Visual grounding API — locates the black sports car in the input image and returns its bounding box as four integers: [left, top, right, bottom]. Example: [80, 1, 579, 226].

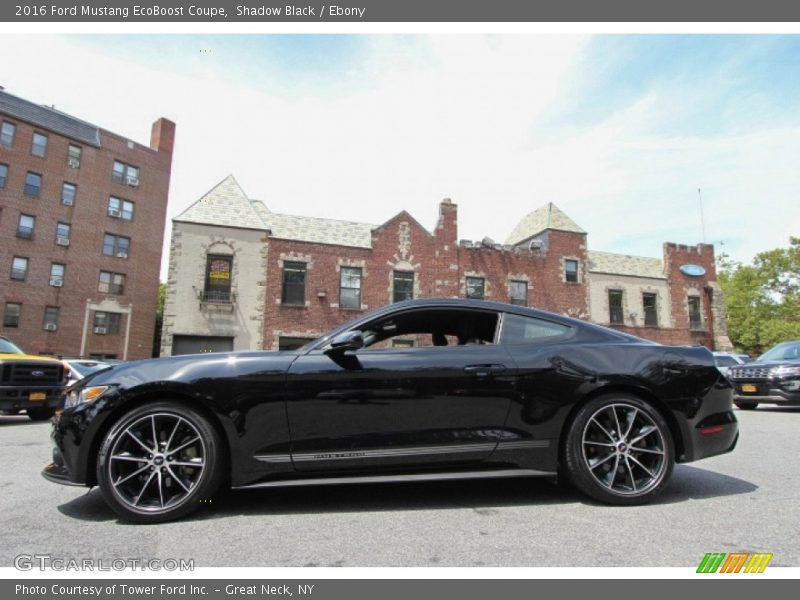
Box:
[43, 298, 738, 523]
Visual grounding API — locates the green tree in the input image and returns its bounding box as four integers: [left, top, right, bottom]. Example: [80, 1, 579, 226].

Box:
[152, 282, 166, 358]
[718, 237, 800, 356]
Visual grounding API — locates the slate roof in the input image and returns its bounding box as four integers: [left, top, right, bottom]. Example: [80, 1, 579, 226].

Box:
[587, 250, 666, 279]
[176, 175, 376, 247]
[0, 89, 101, 147]
[505, 202, 585, 245]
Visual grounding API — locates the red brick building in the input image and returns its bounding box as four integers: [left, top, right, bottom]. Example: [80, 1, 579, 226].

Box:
[0, 89, 174, 359]
[161, 176, 731, 355]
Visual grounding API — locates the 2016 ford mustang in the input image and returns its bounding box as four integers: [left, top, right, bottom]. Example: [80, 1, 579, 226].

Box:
[42, 298, 738, 523]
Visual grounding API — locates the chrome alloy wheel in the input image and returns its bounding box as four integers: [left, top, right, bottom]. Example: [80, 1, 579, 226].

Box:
[581, 403, 667, 496]
[107, 413, 206, 513]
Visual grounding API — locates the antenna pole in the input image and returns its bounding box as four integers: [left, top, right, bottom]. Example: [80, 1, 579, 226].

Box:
[697, 187, 706, 243]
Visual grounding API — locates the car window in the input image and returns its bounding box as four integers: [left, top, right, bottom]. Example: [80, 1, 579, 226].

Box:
[759, 342, 800, 362]
[359, 308, 499, 350]
[715, 356, 737, 367]
[499, 313, 571, 345]
[0, 338, 24, 354]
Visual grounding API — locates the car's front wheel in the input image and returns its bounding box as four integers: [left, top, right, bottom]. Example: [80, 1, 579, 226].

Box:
[27, 407, 55, 421]
[734, 401, 758, 410]
[564, 394, 674, 505]
[97, 401, 224, 523]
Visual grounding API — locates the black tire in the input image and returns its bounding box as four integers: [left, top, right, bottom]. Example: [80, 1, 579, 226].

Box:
[734, 401, 758, 410]
[27, 407, 55, 421]
[563, 393, 674, 505]
[97, 401, 225, 523]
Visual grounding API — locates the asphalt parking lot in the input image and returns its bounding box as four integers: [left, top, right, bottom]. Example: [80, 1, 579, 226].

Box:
[1, 407, 797, 568]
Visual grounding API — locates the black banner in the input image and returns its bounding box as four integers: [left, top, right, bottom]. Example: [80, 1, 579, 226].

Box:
[3, 579, 797, 600]
[3, 0, 800, 22]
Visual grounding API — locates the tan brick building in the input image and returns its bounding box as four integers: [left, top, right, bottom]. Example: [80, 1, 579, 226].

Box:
[0, 89, 174, 359]
[161, 175, 731, 355]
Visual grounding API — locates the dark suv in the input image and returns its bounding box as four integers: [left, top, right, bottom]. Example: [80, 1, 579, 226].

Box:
[728, 341, 800, 409]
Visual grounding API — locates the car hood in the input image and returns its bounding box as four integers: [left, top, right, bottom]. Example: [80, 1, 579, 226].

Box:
[734, 359, 800, 370]
[0, 353, 63, 363]
[85, 350, 301, 388]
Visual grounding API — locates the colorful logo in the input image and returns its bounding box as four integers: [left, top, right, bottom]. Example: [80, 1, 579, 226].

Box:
[697, 552, 773, 573]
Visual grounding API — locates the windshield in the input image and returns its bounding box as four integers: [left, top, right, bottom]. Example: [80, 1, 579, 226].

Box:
[758, 342, 800, 362]
[0, 339, 24, 354]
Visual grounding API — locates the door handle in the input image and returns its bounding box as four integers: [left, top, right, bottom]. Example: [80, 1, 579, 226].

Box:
[464, 364, 507, 377]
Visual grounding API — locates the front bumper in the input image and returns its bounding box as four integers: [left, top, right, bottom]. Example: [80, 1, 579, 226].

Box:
[732, 381, 800, 405]
[0, 387, 62, 411]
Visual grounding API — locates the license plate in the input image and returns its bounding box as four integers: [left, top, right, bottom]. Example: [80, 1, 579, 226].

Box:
[741, 384, 757, 394]
[29, 392, 47, 401]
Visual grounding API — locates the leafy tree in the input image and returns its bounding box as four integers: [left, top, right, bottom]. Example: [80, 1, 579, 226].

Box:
[718, 237, 800, 356]
[152, 282, 166, 358]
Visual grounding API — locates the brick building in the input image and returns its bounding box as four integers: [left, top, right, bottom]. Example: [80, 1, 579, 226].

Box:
[160, 175, 731, 356]
[0, 89, 174, 359]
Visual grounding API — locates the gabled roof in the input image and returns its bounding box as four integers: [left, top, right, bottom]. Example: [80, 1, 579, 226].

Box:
[588, 250, 666, 280]
[174, 175, 267, 231]
[175, 175, 376, 247]
[505, 202, 585, 245]
[262, 213, 375, 248]
[0, 89, 101, 147]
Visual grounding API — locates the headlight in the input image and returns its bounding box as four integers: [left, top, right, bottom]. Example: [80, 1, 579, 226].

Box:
[772, 366, 800, 378]
[64, 386, 110, 409]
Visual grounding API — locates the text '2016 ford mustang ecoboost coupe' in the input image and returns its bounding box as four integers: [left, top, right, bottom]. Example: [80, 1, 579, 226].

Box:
[43, 298, 738, 523]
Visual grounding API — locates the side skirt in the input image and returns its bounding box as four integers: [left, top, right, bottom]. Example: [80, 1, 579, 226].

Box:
[232, 468, 556, 490]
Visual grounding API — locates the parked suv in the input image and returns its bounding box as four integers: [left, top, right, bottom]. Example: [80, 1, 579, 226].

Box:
[0, 337, 66, 420]
[728, 341, 800, 409]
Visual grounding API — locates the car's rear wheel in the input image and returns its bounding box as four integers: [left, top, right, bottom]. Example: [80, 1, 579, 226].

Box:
[734, 401, 758, 410]
[564, 394, 674, 505]
[97, 401, 224, 523]
[27, 407, 55, 421]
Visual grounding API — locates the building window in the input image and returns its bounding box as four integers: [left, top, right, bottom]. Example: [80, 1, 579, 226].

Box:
[643, 293, 658, 327]
[50, 263, 65, 287]
[43, 306, 59, 331]
[56, 222, 71, 245]
[688, 295, 703, 330]
[1, 121, 16, 147]
[10, 257, 29, 281]
[465, 276, 485, 300]
[93, 311, 121, 335]
[3, 303, 21, 328]
[509, 280, 528, 306]
[393, 271, 414, 303]
[61, 182, 77, 206]
[608, 289, 624, 324]
[108, 196, 134, 220]
[204, 255, 232, 303]
[0, 163, 8, 188]
[565, 259, 579, 283]
[339, 267, 362, 309]
[98, 271, 125, 295]
[281, 261, 307, 305]
[31, 132, 48, 157]
[67, 145, 82, 168]
[16, 214, 35, 239]
[103, 233, 130, 258]
[24, 172, 42, 197]
[112, 160, 139, 186]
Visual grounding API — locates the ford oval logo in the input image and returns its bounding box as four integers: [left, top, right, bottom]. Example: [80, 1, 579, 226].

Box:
[31, 370, 45, 376]
[680, 264, 706, 277]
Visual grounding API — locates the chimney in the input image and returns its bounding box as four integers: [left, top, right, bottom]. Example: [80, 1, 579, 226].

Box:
[150, 117, 176, 157]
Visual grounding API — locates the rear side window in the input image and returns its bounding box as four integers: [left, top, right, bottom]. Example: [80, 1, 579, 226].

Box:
[500, 313, 571, 344]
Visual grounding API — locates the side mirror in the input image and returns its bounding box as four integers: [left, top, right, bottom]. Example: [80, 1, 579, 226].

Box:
[325, 330, 364, 355]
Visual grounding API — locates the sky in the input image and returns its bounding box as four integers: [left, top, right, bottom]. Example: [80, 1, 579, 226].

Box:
[1, 34, 798, 278]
